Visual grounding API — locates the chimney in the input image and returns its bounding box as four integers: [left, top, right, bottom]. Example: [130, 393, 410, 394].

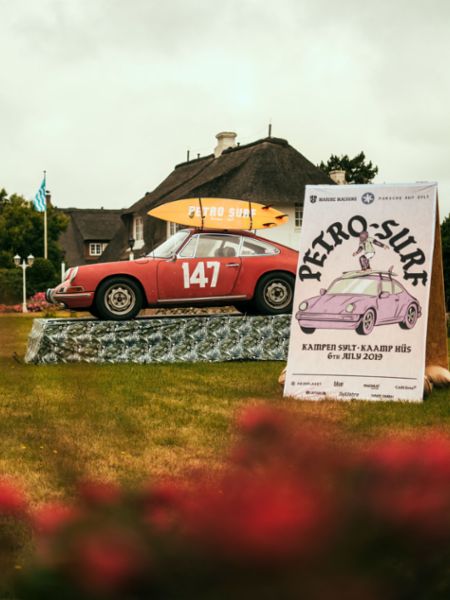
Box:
[214, 131, 237, 158]
[329, 169, 347, 185]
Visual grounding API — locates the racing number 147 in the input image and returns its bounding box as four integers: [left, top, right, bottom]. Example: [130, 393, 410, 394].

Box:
[182, 261, 220, 288]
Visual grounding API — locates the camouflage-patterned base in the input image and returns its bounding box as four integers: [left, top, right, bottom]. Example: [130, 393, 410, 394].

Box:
[25, 315, 291, 364]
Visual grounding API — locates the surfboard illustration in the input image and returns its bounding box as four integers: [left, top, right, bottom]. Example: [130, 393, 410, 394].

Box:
[148, 197, 289, 230]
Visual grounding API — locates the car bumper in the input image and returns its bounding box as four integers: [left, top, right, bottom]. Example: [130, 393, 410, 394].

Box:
[46, 287, 94, 309]
[296, 311, 361, 330]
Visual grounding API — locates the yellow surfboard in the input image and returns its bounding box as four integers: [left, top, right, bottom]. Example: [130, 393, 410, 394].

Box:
[148, 198, 288, 230]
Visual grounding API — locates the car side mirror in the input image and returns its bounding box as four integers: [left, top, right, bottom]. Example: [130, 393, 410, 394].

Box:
[379, 291, 390, 299]
[320, 288, 326, 296]
[166, 253, 177, 262]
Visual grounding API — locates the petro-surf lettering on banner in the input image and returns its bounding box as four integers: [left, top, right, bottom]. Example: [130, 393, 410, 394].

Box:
[284, 183, 437, 403]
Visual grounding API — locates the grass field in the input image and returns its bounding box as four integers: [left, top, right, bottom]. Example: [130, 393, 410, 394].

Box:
[1, 314, 450, 504]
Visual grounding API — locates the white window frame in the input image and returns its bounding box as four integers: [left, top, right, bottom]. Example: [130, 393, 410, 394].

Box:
[133, 216, 144, 241]
[294, 202, 303, 229]
[167, 221, 181, 238]
[89, 242, 103, 256]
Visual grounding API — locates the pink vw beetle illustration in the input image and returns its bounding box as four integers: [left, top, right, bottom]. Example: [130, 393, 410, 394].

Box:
[296, 270, 422, 335]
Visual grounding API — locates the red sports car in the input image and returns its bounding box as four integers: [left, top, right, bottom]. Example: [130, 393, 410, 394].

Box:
[47, 229, 298, 320]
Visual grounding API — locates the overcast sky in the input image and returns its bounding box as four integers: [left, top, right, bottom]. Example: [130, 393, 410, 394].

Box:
[1, 0, 450, 219]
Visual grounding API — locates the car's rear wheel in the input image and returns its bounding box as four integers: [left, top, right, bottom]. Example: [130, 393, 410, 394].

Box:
[233, 301, 258, 315]
[95, 277, 143, 321]
[356, 308, 376, 335]
[300, 326, 315, 334]
[400, 303, 418, 330]
[253, 272, 294, 315]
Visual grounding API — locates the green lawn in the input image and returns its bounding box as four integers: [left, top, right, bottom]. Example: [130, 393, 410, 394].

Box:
[1, 314, 450, 503]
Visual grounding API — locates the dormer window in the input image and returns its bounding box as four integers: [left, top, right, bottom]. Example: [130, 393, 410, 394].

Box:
[89, 242, 107, 256]
[132, 216, 145, 250]
[133, 216, 144, 241]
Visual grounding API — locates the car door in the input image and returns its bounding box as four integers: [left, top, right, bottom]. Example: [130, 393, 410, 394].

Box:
[392, 280, 408, 319]
[376, 278, 396, 322]
[156, 233, 242, 301]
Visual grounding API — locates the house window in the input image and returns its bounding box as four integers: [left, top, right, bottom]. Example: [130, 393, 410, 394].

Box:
[294, 203, 303, 228]
[89, 243, 105, 256]
[167, 221, 181, 238]
[133, 216, 144, 241]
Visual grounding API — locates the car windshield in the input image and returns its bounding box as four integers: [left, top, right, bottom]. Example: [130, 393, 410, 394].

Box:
[327, 277, 379, 296]
[148, 230, 189, 258]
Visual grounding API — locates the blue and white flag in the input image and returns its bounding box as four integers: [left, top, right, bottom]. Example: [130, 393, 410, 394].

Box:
[33, 177, 46, 212]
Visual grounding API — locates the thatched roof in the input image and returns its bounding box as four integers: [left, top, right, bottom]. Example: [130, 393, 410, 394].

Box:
[101, 136, 334, 261]
[127, 136, 334, 216]
[60, 208, 124, 266]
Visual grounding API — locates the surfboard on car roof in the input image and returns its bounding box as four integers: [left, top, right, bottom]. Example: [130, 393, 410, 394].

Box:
[148, 197, 288, 230]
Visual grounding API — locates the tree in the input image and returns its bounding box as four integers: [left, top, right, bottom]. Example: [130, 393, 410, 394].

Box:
[441, 215, 450, 311]
[319, 152, 379, 184]
[0, 188, 68, 271]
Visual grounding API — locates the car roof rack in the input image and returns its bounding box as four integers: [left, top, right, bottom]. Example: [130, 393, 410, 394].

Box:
[341, 269, 398, 279]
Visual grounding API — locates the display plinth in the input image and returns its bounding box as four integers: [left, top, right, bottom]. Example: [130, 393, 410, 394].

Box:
[25, 315, 290, 364]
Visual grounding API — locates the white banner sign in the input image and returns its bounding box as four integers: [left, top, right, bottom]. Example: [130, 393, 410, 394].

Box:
[284, 183, 437, 402]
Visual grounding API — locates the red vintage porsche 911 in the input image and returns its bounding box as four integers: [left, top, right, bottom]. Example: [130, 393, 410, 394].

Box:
[47, 229, 299, 320]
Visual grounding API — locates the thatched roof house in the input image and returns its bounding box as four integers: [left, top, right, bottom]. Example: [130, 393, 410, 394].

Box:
[101, 134, 334, 261]
[60, 208, 124, 266]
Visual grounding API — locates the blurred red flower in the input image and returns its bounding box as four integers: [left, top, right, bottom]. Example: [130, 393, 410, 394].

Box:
[71, 528, 146, 594]
[32, 502, 80, 536]
[0, 479, 27, 516]
[78, 480, 121, 507]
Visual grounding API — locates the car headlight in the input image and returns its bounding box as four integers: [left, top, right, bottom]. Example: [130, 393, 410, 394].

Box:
[299, 301, 308, 311]
[345, 303, 355, 313]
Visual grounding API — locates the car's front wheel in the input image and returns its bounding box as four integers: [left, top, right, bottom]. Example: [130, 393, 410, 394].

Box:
[356, 308, 376, 335]
[253, 272, 294, 315]
[400, 303, 418, 330]
[95, 277, 143, 320]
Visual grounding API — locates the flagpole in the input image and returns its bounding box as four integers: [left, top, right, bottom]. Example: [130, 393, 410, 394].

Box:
[43, 171, 47, 259]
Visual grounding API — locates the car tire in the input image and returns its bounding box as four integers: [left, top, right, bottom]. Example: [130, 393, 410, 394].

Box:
[234, 301, 258, 315]
[300, 326, 315, 334]
[89, 306, 100, 318]
[400, 303, 418, 330]
[356, 308, 376, 335]
[253, 272, 294, 315]
[95, 277, 143, 321]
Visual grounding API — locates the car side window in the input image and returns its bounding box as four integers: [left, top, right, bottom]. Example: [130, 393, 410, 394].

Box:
[393, 281, 403, 294]
[178, 236, 197, 258]
[195, 234, 241, 258]
[240, 239, 279, 256]
[381, 280, 393, 294]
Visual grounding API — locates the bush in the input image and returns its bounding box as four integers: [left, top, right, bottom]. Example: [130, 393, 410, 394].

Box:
[27, 258, 58, 296]
[3, 407, 450, 599]
[0, 292, 57, 314]
[0, 259, 58, 305]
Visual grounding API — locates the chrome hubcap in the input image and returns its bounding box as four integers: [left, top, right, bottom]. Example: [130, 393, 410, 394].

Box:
[364, 311, 374, 331]
[105, 285, 135, 315]
[407, 306, 416, 325]
[264, 281, 292, 309]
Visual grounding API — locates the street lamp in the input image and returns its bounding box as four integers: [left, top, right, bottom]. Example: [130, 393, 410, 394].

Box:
[13, 254, 34, 313]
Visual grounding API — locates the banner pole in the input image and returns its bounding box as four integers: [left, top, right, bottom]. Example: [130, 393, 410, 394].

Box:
[44, 170, 47, 259]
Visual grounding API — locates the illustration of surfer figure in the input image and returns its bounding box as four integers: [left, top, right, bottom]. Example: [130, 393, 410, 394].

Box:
[353, 231, 387, 271]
